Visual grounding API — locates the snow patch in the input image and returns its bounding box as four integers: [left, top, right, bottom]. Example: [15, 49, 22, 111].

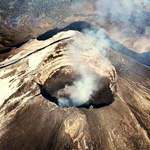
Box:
[0, 76, 20, 106]
[27, 45, 55, 71]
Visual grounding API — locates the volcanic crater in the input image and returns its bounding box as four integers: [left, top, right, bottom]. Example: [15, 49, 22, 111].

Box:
[42, 66, 115, 108]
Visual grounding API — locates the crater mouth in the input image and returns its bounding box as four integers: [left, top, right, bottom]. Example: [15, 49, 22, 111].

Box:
[41, 66, 114, 108]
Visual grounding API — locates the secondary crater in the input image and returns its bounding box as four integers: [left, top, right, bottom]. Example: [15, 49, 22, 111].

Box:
[41, 66, 114, 108]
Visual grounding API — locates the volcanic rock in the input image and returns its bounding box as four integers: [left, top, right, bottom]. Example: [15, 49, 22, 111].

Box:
[0, 30, 150, 150]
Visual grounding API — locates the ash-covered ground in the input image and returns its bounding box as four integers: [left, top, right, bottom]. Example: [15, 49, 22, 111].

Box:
[0, 0, 150, 150]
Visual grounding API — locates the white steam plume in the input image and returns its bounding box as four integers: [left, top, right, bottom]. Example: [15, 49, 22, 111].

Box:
[58, 65, 99, 107]
[57, 35, 101, 107]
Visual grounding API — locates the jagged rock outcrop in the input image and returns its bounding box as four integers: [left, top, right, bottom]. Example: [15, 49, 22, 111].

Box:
[0, 30, 150, 150]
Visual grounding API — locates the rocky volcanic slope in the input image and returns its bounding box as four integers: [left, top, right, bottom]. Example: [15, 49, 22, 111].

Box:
[0, 30, 150, 150]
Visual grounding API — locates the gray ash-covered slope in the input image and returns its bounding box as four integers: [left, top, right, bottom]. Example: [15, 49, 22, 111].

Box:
[0, 30, 150, 150]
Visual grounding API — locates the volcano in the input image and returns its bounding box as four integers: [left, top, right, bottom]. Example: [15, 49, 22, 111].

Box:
[0, 0, 150, 150]
[0, 30, 150, 150]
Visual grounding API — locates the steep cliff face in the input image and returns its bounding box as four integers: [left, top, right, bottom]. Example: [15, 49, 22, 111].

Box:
[0, 30, 150, 150]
